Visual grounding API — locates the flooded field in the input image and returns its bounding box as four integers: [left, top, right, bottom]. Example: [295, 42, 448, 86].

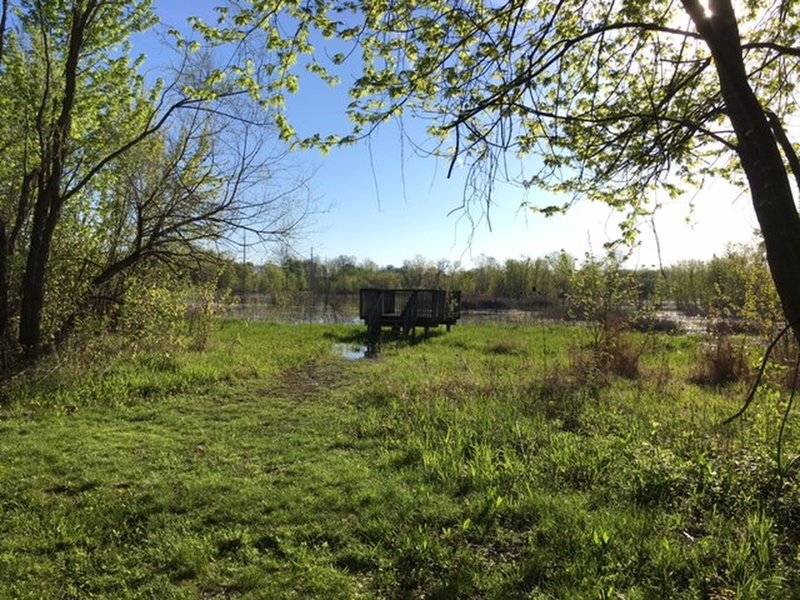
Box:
[224, 296, 360, 324]
[224, 298, 712, 334]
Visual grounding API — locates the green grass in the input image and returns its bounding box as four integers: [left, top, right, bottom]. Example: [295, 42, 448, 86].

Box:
[2, 322, 800, 598]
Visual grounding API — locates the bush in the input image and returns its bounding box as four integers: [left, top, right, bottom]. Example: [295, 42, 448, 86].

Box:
[607, 334, 642, 379]
[691, 336, 749, 385]
[185, 285, 236, 351]
[568, 254, 648, 381]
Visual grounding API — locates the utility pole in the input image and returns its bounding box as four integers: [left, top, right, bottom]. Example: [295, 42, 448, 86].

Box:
[310, 247, 315, 298]
[241, 229, 246, 296]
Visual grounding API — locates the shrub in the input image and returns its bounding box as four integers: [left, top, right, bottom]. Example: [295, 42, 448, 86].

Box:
[567, 254, 653, 381]
[185, 285, 236, 351]
[607, 334, 642, 379]
[691, 336, 749, 385]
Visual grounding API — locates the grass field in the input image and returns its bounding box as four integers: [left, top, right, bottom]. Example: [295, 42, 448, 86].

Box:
[2, 321, 800, 598]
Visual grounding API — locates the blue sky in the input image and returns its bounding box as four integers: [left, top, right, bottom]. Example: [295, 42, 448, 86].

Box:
[135, 1, 761, 268]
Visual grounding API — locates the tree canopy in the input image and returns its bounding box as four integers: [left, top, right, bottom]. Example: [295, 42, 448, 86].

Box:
[0, 0, 313, 363]
[196, 0, 800, 337]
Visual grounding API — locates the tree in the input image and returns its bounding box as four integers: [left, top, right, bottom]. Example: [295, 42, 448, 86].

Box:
[0, 0, 313, 364]
[72, 97, 312, 333]
[704, 244, 781, 332]
[1, 1, 152, 359]
[501, 258, 536, 300]
[199, 0, 800, 340]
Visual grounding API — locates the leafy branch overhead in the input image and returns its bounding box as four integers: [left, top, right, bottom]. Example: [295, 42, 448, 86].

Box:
[199, 2, 791, 191]
[196, 0, 800, 339]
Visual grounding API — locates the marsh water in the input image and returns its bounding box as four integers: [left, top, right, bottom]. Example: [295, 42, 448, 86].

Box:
[224, 295, 711, 335]
[224, 295, 360, 324]
[330, 343, 372, 360]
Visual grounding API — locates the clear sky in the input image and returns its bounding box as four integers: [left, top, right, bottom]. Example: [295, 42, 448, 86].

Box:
[139, 2, 763, 269]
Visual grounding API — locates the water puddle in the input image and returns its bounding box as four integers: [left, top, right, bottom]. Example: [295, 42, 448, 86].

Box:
[331, 343, 373, 360]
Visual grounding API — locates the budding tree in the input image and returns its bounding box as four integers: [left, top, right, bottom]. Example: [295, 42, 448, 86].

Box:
[197, 0, 800, 338]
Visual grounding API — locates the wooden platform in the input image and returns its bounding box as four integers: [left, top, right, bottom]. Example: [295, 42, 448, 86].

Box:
[360, 288, 461, 339]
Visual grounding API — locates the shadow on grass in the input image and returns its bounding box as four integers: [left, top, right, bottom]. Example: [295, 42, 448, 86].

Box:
[323, 327, 446, 348]
[322, 328, 445, 355]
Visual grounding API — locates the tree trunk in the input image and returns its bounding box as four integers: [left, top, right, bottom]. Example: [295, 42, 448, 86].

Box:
[0, 218, 10, 367]
[687, 0, 800, 341]
[18, 2, 91, 356]
[18, 179, 63, 355]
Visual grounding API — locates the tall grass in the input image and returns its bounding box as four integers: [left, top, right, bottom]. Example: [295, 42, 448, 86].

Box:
[1, 321, 799, 597]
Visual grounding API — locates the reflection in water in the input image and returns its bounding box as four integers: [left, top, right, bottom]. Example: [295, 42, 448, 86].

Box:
[225, 296, 360, 324]
[225, 296, 711, 336]
[331, 343, 374, 360]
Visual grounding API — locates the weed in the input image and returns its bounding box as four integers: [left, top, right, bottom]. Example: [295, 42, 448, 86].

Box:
[691, 336, 750, 385]
[606, 332, 643, 379]
[486, 340, 524, 356]
[531, 372, 588, 432]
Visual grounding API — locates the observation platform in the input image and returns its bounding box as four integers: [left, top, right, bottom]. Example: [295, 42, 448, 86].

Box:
[359, 288, 462, 340]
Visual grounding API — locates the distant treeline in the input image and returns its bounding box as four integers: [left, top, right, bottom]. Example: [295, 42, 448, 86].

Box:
[216, 243, 779, 320]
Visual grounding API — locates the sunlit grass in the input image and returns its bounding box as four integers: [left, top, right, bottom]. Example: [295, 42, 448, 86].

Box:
[1, 322, 799, 598]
